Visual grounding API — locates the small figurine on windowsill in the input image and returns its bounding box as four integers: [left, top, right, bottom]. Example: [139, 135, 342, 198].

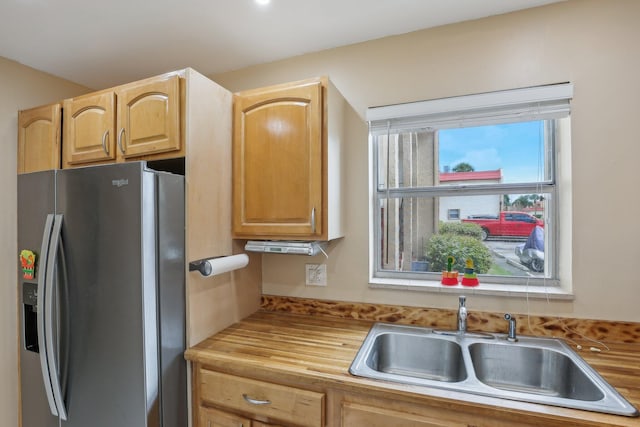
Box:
[461, 258, 479, 287]
[441, 255, 459, 286]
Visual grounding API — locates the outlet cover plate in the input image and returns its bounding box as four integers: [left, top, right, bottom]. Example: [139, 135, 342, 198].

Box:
[305, 264, 327, 286]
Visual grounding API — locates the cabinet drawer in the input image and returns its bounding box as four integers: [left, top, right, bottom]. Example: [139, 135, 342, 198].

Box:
[200, 369, 324, 427]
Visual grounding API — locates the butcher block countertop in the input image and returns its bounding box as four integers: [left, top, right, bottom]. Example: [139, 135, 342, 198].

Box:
[185, 310, 640, 427]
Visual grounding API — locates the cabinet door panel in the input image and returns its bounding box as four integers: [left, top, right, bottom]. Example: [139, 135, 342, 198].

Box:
[233, 80, 322, 238]
[18, 103, 61, 173]
[342, 402, 465, 427]
[199, 406, 251, 427]
[117, 75, 181, 158]
[63, 91, 116, 165]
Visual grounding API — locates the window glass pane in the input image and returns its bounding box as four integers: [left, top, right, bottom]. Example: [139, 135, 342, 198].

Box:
[375, 130, 436, 190]
[439, 120, 551, 184]
[377, 194, 549, 278]
[377, 196, 435, 272]
[376, 120, 550, 191]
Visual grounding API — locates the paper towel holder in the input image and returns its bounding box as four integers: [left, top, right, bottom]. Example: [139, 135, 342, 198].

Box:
[189, 257, 220, 276]
[189, 254, 249, 277]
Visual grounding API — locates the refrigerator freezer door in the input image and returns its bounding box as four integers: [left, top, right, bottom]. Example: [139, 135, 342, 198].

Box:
[56, 163, 160, 427]
[18, 170, 60, 427]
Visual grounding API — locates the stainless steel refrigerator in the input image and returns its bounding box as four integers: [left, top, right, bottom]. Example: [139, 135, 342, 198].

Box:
[18, 162, 186, 427]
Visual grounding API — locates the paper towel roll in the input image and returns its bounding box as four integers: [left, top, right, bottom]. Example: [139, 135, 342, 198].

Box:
[194, 254, 249, 277]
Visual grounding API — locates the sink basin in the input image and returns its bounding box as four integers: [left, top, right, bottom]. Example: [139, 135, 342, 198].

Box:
[365, 332, 466, 382]
[349, 324, 468, 388]
[350, 323, 639, 417]
[469, 342, 604, 401]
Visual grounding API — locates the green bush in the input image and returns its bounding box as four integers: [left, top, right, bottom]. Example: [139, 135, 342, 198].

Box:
[438, 221, 484, 240]
[426, 233, 493, 273]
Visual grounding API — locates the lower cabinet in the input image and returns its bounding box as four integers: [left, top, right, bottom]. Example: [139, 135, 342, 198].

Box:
[193, 365, 549, 427]
[199, 406, 283, 427]
[339, 396, 540, 427]
[199, 406, 252, 427]
[342, 402, 461, 427]
[253, 422, 282, 427]
[194, 366, 323, 427]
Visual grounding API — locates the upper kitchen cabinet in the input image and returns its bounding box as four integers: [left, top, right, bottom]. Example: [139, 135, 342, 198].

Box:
[62, 73, 183, 168]
[17, 103, 62, 173]
[232, 76, 345, 241]
[116, 75, 181, 158]
[62, 90, 116, 165]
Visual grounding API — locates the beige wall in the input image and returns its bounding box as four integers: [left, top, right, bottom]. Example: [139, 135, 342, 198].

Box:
[0, 57, 89, 427]
[213, 0, 640, 322]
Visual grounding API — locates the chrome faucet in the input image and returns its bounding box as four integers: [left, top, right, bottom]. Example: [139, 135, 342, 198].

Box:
[457, 296, 467, 333]
[504, 313, 518, 342]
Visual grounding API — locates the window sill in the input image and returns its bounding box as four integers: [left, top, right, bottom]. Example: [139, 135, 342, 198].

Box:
[369, 277, 574, 300]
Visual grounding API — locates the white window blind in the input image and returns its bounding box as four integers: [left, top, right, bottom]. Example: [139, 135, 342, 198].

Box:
[367, 83, 573, 134]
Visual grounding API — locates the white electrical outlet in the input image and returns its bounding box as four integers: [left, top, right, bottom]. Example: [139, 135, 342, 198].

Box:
[305, 264, 327, 286]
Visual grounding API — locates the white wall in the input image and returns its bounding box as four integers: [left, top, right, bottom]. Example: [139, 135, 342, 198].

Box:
[0, 57, 88, 427]
[439, 195, 500, 222]
[213, 0, 640, 322]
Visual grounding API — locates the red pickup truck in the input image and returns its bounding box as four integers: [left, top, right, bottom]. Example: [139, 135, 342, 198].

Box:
[461, 211, 543, 240]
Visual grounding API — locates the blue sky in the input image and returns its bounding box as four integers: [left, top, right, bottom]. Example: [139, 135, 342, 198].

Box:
[438, 121, 545, 183]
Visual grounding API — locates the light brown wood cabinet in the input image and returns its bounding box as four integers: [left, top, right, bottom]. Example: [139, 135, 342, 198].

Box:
[199, 406, 282, 427]
[62, 89, 116, 165]
[232, 76, 345, 241]
[193, 366, 323, 427]
[338, 394, 540, 427]
[199, 406, 252, 427]
[342, 401, 459, 427]
[62, 73, 182, 168]
[192, 367, 540, 427]
[17, 103, 62, 173]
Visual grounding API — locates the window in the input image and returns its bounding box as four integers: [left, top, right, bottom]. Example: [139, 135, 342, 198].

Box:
[447, 209, 460, 220]
[368, 84, 572, 288]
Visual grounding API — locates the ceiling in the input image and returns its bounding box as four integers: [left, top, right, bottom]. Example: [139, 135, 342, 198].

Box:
[1, 0, 563, 89]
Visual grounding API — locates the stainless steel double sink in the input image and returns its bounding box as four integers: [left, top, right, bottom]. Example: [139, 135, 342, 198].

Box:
[349, 323, 638, 417]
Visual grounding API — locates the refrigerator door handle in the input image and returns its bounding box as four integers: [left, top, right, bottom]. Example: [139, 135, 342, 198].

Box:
[36, 214, 59, 417]
[44, 214, 68, 420]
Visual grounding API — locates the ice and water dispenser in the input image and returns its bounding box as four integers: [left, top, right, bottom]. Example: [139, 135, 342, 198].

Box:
[22, 282, 39, 353]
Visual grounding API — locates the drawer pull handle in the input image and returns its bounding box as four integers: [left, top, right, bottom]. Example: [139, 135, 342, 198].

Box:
[242, 394, 271, 406]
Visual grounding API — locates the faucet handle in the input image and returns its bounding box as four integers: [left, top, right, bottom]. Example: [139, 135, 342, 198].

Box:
[458, 295, 466, 306]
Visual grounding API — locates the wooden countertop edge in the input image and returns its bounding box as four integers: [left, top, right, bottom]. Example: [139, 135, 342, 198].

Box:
[185, 311, 640, 427]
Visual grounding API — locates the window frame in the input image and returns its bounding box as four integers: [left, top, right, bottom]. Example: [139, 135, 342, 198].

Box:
[447, 209, 460, 221]
[367, 84, 572, 291]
